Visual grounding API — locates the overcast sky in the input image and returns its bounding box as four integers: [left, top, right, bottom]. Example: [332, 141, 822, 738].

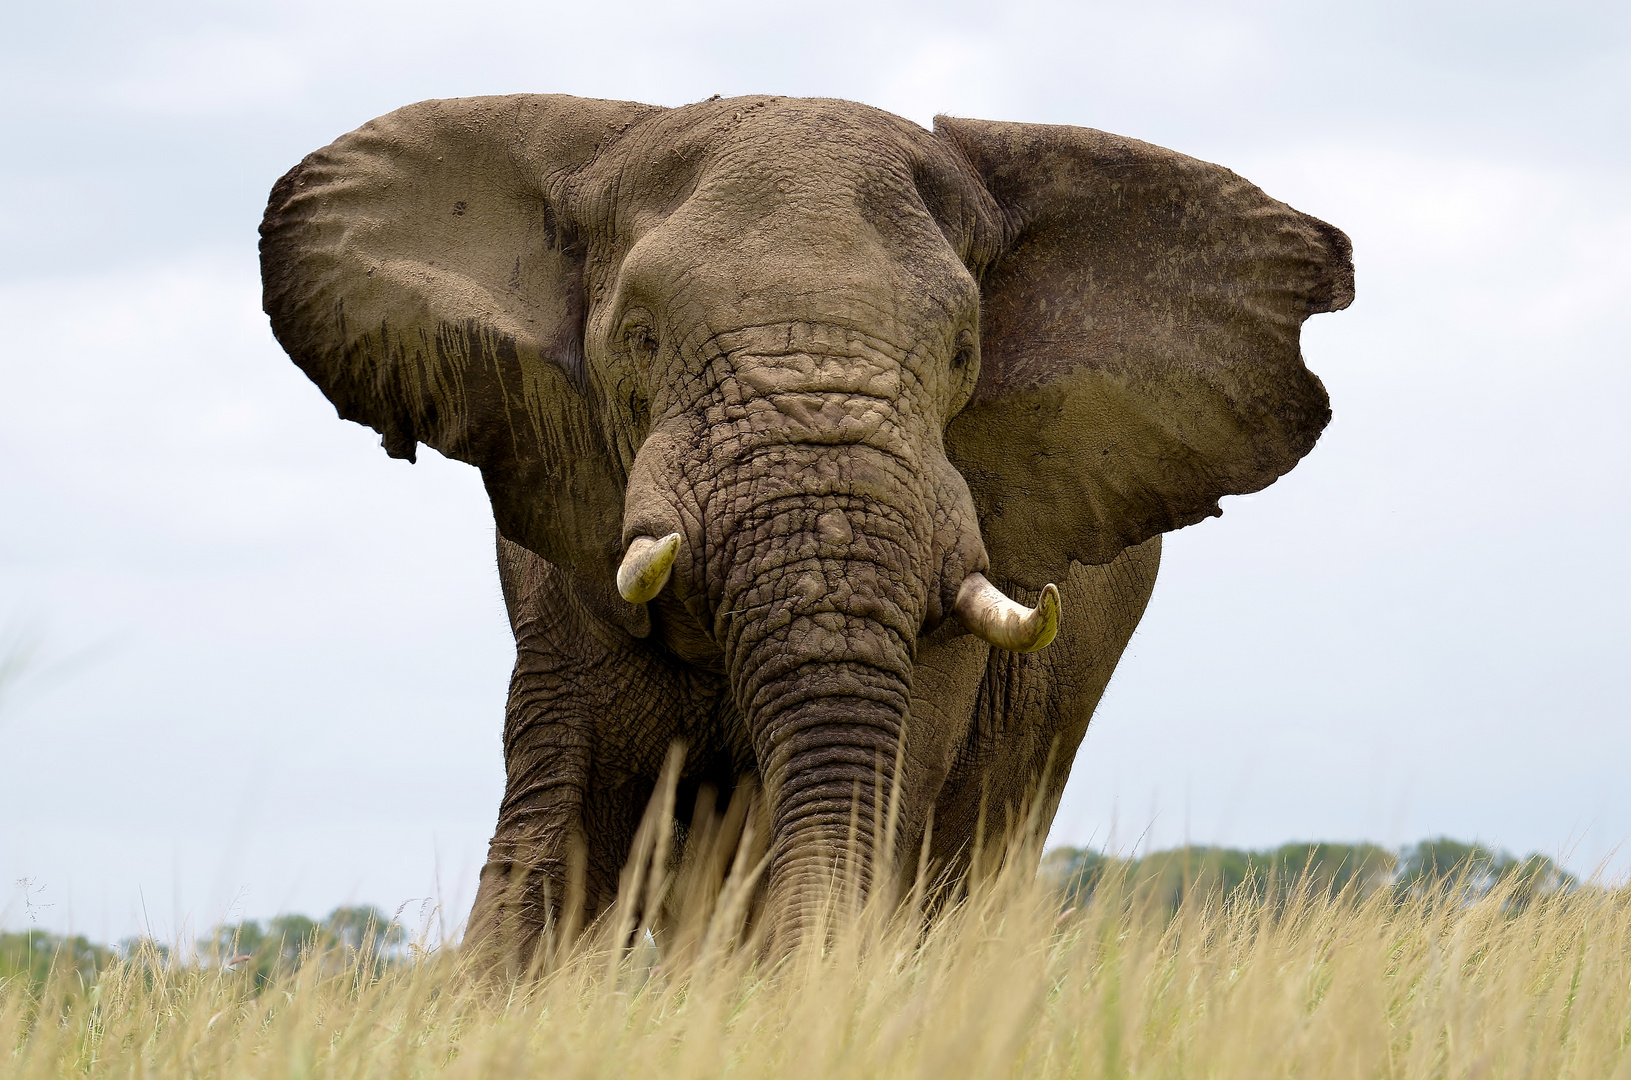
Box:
[2, 0, 1627, 940]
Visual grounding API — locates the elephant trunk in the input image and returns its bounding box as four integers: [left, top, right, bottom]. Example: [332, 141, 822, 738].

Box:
[708, 446, 928, 930]
[615, 341, 1052, 935]
[726, 565, 917, 927]
[746, 660, 909, 922]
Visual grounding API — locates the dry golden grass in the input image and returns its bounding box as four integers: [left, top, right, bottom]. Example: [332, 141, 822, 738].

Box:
[5, 830, 1631, 1080]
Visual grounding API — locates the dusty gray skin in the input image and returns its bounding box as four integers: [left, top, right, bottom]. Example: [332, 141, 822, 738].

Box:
[260, 94, 1353, 955]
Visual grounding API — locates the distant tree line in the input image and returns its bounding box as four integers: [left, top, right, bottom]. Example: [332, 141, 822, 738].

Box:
[198, 905, 408, 986]
[2, 840, 1587, 993]
[1040, 837, 1579, 913]
[0, 929, 108, 992]
[1, 904, 404, 994]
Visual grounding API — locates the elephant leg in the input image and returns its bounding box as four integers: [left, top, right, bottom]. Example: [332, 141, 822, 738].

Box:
[466, 666, 594, 965]
[465, 536, 700, 967]
[928, 537, 1162, 883]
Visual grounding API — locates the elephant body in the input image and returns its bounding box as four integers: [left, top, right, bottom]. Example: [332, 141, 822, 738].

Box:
[482, 531, 1159, 938]
[259, 94, 1352, 954]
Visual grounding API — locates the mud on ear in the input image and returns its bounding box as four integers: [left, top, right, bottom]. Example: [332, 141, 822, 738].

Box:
[261, 94, 665, 632]
[935, 116, 1354, 591]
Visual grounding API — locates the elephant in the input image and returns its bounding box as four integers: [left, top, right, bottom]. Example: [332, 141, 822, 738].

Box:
[259, 93, 1353, 955]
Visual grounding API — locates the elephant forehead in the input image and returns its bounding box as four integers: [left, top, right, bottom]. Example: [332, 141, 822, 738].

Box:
[597, 103, 981, 325]
[612, 95, 937, 198]
[639, 199, 977, 335]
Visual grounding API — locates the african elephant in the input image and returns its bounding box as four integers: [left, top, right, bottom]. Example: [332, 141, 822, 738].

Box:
[260, 94, 1352, 953]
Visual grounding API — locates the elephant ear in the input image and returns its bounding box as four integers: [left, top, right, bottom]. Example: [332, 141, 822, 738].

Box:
[935, 117, 1354, 590]
[261, 94, 664, 628]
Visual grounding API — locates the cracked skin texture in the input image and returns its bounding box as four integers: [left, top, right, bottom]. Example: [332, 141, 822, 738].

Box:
[259, 94, 1353, 958]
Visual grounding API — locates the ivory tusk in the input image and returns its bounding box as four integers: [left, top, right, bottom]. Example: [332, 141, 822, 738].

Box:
[954, 572, 1061, 653]
[617, 533, 681, 604]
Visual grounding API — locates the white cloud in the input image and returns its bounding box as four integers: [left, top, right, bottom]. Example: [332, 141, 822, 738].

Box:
[0, 255, 512, 936]
[1236, 142, 1631, 340]
[98, 31, 308, 115]
[875, 39, 1002, 129]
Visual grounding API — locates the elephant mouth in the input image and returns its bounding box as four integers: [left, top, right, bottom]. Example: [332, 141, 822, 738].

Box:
[616, 533, 1059, 653]
[614, 411, 1061, 656]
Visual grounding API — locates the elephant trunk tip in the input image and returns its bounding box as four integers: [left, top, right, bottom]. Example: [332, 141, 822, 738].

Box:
[617, 532, 681, 603]
[955, 572, 1060, 652]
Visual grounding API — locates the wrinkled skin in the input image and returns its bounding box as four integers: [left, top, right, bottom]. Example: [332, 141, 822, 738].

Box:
[260, 94, 1353, 957]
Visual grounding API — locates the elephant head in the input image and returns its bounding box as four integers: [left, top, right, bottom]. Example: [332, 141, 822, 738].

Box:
[261, 95, 1351, 925]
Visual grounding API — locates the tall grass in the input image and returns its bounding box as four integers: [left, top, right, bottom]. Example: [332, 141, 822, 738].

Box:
[5, 803, 1629, 1079]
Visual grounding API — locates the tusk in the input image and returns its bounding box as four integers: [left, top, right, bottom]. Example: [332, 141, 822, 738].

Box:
[617, 533, 681, 604]
[954, 572, 1061, 653]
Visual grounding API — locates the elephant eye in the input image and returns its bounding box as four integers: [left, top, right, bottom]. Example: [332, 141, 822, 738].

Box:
[951, 343, 975, 370]
[625, 325, 659, 365]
